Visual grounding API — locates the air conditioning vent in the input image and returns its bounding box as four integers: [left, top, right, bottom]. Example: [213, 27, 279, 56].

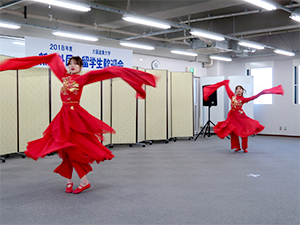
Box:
[235, 50, 249, 57]
[188, 38, 232, 54]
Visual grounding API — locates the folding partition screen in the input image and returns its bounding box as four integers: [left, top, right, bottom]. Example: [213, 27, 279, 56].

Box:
[51, 73, 62, 121]
[133, 67, 146, 143]
[18, 67, 49, 152]
[0, 55, 17, 156]
[111, 78, 136, 144]
[0, 57, 50, 156]
[137, 97, 145, 143]
[80, 82, 101, 120]
[170, 72, 194, 138]
[145, 69, 170, 142]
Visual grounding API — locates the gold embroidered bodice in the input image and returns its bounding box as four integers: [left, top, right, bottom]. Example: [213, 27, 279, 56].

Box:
[231, 96, 244, 114]
[61, 76, 79, 95]
[60, 75, 82, 102]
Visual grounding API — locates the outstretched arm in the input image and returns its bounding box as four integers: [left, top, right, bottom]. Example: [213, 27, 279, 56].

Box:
[0, 53, 67, 82]
[243, 85, 284, 103]
[203, 79, 234, 101]
[76, 66, 157, 99]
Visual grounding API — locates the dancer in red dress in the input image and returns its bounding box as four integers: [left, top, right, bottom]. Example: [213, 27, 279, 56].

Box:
[0, 53, 156, 193]
[203, 79, 284, 153]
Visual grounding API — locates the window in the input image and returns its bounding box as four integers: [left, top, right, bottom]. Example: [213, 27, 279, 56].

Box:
[250, 67, 273, 104]
[294, 66, 300, 104]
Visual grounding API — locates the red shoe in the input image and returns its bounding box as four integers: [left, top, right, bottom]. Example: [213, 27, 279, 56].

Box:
[244, 149, 248, 153]
[66, 182, 73, 193]
[73, 183, 91, 194]
[234, 149, 241, 152]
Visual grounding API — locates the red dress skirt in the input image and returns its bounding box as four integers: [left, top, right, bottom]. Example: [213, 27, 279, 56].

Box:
[213, 96, 265, 138]
[25, 101, 115, 163]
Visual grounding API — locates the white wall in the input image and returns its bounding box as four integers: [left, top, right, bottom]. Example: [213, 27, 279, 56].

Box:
[0, 38, 25, 57]
[205, 56, 300, 136]
[132, 53, 207, 76]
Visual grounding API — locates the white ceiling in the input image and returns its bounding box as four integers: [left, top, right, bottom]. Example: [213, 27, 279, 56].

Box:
[0, 0, 299, 61]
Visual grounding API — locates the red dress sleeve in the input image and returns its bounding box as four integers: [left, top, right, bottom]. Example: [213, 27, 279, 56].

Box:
[76, 66, 157, 99]
[0, 53, 67, 82]
[203, 79, 233, 100]
[224, 80, 235, 99]
[243, 85, 284, 103]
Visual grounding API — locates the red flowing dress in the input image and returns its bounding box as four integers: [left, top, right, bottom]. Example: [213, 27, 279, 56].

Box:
[203, 80, 284, 139]
[0, 53, 156, 178]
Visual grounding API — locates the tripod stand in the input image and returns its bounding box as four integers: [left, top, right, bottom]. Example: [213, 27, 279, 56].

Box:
[194, 105, 215, 140]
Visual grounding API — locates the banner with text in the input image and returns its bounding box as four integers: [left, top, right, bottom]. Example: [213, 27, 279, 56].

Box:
[25, 36, 133, 69]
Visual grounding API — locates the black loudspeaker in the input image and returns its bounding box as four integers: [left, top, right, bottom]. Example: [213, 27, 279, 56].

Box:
[203, 85, 217, 106]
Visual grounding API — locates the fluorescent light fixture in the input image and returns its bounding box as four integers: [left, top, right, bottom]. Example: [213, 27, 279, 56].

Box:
[13, 41, 25, 46]
[274, 49, 295, 56]
[52, 31, 98, 41]
[32, 0, 91, 12]
[190, 29, 225, 41]
[171, 50, 198, 57]
[122, 15, 171, 29]
[120, 41, 155, 50]
[0, 22, 20, 29]
[244, 0, 276, 11]
[238, 40, 265, 50]
[209, 55, 232, 62]
[290, 12, 300, 23]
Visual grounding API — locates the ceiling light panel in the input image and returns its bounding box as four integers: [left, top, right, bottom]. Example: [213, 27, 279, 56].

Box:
[274, 49, 295, 56]
[190, 29, 225, 41]
[120, 41, 155, 50]
[32, 0, 91, 12]
[13, 41, 25, 45]
[52, 31, 98, 41]
[171, 50, 198, 57]
[209, 55, 232, 62]
[0, 22, 20, 29]
[122, 15, 171, 29]
[244, 0, 276, 11]
[238, 41, 265, 50]
[290, 12, 300, 23]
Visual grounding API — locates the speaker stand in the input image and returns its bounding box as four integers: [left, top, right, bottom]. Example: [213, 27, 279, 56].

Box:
[194, 105, 216, 140]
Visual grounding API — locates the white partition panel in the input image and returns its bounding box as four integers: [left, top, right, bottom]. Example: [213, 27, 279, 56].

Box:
[200, 76, 225, 126]
[51, 73, 62, 121]
[0, 55, 17, 155]
[134, 67, 146, 143]
[137, 98, 145, 142]
[145, 69, 169, 141]
[80, 82, 101, 119]
[111, 78, 136, 144]
[171, 72, 194, 138]
[167, 71, 172, 140]
[19, 68, 49, 152]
